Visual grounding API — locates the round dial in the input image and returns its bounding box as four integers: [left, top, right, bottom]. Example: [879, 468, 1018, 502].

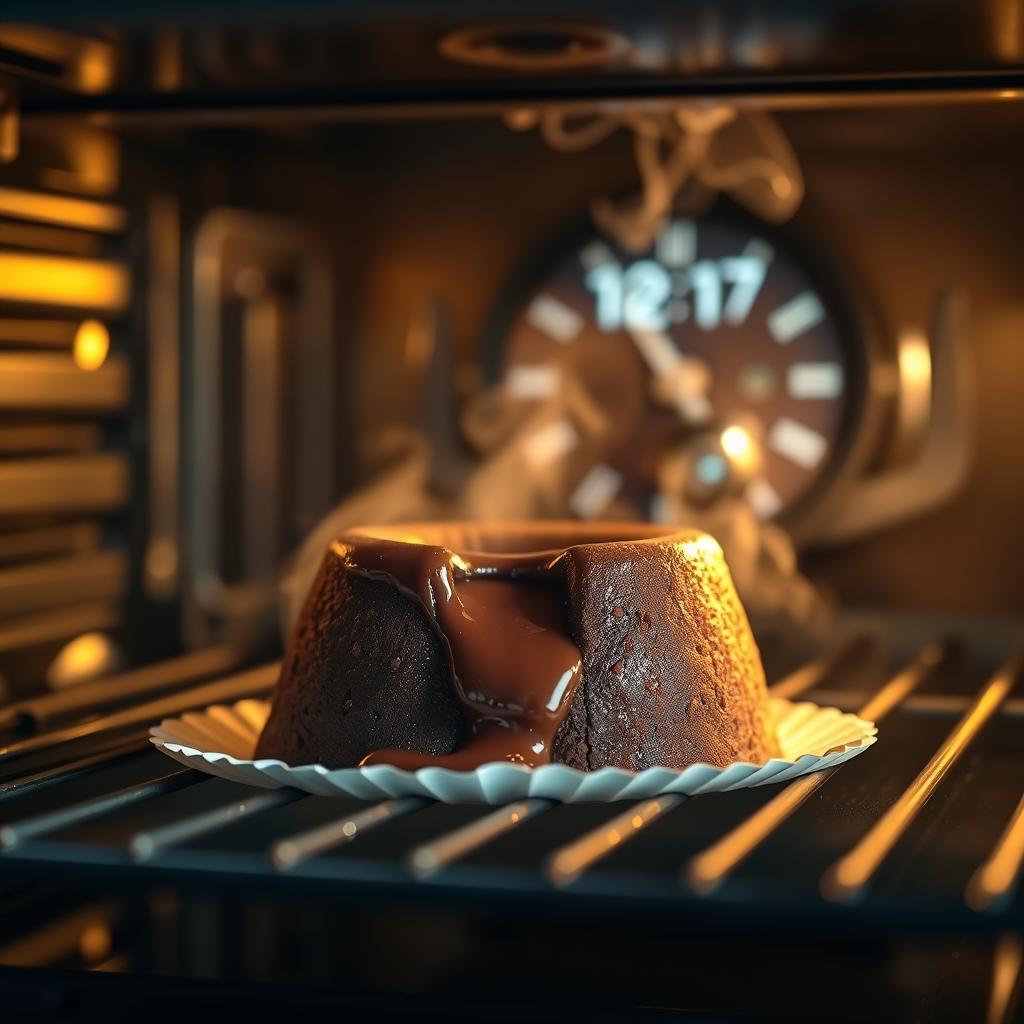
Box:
[493, 215, 855, 523]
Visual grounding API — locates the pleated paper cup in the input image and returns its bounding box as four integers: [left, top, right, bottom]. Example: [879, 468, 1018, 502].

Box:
[150, 697, 876, 804]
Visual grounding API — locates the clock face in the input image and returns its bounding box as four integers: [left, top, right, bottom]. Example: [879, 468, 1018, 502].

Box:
[492, 214, 857, 524]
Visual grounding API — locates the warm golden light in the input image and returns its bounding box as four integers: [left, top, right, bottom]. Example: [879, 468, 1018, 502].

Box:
[0, 186, 125, 232]
[681, 533, 724, 562]
[720, 424, 759, 472]
[78, 43, 114, 94]
[721, 424, 751, 458]
[0, 252, 128, 310]
[898, 330, 931, 387]
[46, 632, 120, 689]
[73, 320, 110, 371]
[78, 922, 112, 964]
[895, 329, 932, 454]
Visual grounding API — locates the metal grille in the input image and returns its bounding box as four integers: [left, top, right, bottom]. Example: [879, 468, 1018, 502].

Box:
[0, 179, 133, 700]
[0, 621, 1020, 931]
[0, 618, 1022, 1019]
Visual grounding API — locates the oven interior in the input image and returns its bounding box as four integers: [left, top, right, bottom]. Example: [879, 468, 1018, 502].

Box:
[0, 8, 1023, 1022]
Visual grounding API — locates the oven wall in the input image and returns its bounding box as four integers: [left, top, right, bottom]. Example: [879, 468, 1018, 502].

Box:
[124, 103, 1024, 620]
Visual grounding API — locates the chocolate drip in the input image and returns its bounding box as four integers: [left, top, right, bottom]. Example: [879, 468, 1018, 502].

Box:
[336, 536, 582, 769]
[257, 521, 780, 774]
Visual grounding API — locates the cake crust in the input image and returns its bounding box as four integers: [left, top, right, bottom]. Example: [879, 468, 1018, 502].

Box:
[256, 523, 778, 771]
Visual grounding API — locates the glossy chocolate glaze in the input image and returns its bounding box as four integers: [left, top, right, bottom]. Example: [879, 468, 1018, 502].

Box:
[335, 531, 583, 769]
[257, 522, 780, 773]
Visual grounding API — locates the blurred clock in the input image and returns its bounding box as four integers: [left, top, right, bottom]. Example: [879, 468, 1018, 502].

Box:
[489, 213, 859, 524]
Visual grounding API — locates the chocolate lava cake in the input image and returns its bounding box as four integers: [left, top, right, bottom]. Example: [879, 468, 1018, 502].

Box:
[255, 522, 779, 772]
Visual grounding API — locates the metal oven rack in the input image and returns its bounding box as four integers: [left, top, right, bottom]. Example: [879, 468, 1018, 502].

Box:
[0, 615, 1021, 1022]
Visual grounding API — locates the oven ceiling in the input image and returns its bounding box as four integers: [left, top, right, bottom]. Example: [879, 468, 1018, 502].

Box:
[3, 1, 1024, 119]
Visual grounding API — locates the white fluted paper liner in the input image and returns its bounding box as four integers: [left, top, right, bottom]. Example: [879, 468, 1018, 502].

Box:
[149, 697, 876, 804]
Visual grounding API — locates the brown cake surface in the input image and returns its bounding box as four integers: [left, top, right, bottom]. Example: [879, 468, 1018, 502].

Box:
[255, 522, 779, 771]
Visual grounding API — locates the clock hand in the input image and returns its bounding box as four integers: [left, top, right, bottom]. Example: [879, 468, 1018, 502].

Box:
[628, 327, 713, 425]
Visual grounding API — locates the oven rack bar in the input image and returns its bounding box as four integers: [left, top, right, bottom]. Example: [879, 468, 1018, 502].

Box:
[686, 642, 948, 894]
[821, 648, 1022, 902]
[0, 633, 1020, 933]
[0, 662, 279, 767]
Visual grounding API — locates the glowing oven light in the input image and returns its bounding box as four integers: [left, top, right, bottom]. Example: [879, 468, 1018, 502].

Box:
[73, 319, 110, 371]
[720, 424, 759, 472]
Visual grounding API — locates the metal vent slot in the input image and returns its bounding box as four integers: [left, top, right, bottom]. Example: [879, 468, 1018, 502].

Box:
[0, 454, 128, 515]
[0, 551, 126, 619]
[0, 353, 128, 411]
[0, 251, 128, 310]
[0, 176, 130, 678]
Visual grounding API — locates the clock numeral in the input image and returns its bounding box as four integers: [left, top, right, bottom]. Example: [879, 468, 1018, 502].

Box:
[586, 260, 672, 331]
[689, 260, 723, 330]
[721, 256, 768, 325]
[586, 254, 767, 333]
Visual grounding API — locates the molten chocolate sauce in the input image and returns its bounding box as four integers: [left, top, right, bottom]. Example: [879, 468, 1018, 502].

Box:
[335, 535, 582, 769]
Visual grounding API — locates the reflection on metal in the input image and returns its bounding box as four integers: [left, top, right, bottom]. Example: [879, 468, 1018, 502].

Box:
[967, 794, 1024, 912]
[0, 738, 147, 803]
[720, 423, 759, 473]
[0, 353, 126, 410]
[823, 648, 1022, 902]
[0, 251, 128, 310]
[153, 30, 183, 91]
[189, 209, 332, 646]
[36, 126, 120, 197]
[992, 0, 1024, 61]
[808, 689, 1024, 720]
[439, 23, 630, 72]
[0, 522, 100, 563]
[687, 643, 945, 893]
[816, 291, 973, 543]
[0, 220, 102, 256]
[72, 320, 109, 370]
[0, 454, 127, 514]
[0, 82, 16, 163]
[145, 196, 181, 601]
[855, 642, 950, 721]
[0, 601, 119, 657]
[241, 292, 282, 581]
[0, 644, 242, 735]
[0, 770, 196, 849]
[132, 788, 302, 861]
[409, 799, 553, 877]
[767, 633, 874, 700]
[46, 632, 122, 690]
[0, 24, 116, 94]
[0, 318, 78, 346]
[0, 551, 126, 620]
[987, 934, 1023, 1024]
[272, 797, 429, 870]
[549, 794, 685, 886]
[0, 661, 279, 764]
[0, 186, 125, 232]
[0, 903, 118, 968]
[78, 922, 112, 966]
[892, 329, 933, 461]
[0, 423, 101, 455]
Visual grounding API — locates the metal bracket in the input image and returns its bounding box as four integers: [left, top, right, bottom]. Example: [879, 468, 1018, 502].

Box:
[187, 208, 333, 648]
[814, 289, 974, 545]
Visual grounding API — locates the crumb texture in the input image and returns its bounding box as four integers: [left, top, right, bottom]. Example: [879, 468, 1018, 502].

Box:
[255, 549, 465, 767]
[555, 533, 778, 770]
[259, 527, 778, 772]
